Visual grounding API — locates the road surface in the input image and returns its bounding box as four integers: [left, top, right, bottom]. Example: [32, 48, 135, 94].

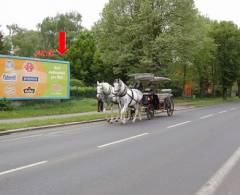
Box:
[0, 102, 240, 195]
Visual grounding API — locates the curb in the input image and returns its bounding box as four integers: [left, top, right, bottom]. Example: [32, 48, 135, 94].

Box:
[0, 106, 195, 136]
[0, 119, 106, 136]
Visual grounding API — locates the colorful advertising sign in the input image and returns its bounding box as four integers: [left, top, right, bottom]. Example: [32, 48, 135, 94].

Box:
[0, 55, 70, 100]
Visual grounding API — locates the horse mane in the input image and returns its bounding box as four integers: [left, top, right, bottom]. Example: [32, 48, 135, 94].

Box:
[113, 78, 119, 83]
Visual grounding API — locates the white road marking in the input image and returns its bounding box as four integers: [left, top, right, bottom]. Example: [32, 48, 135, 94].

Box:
[0, 161, 48, 176]
[230, 108, 237, 111]
[167, 121, 192, 129]
[47, 131, 65, 136]
[195, 147, 240, 195]
[0, 134, 42, 143]
[218, 110, 227, 114]
[98, 133, 149, 148]
[200, 114, 214, 120]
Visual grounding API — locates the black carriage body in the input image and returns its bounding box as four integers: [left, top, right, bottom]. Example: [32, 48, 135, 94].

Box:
[129, 73, 174, 119]
[142, 93, 161, 110]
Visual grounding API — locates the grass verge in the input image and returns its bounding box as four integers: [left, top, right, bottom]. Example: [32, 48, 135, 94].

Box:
[0, 113, 105, 132]
[0, 98, 97, 119]
[174, 97, 240, 107]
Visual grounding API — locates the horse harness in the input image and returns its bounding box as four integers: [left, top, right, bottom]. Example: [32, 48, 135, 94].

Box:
[99, 85, 119, 105]
[118, 83, 140, 107]
[97, 85, 111, 98]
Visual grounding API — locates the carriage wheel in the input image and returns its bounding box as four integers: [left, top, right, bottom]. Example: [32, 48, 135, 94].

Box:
[146, 105, 154, 120]
[166, 97, 174, 116]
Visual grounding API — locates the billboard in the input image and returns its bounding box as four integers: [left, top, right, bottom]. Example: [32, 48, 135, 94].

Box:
[0, 55, 70, 100]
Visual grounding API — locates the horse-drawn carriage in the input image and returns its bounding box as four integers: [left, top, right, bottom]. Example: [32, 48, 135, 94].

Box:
[97, 73, 174, 123]
[129, 73, 174, 120]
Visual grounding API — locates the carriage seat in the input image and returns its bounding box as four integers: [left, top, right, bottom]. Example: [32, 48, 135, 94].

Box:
[157, 93, 172, 102]
[161, 89, 172, 93]
[143, 88, 153, 93]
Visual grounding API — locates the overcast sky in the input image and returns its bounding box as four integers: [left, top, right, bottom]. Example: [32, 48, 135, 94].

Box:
[0, 0, 240, 35]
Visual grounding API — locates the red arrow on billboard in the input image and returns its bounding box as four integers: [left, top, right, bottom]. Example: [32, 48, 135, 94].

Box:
[57, 32, 68, 56]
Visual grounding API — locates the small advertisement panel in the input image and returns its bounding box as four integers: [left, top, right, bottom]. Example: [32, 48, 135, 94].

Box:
[0, 55, 70, 100]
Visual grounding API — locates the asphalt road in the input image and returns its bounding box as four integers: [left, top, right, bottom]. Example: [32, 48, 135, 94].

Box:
[0, 102, 240, 195]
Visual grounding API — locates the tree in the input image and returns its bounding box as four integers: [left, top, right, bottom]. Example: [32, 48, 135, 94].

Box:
[192, 16, 217, 96]
[91, 48, 114, 83]
[210, 21, 240, 99]
[6, 24, 41, 57]
[0, 31, 4, 53]
[235, 29, 240, 98]
[38, 12, 83, 50]
[95, 0, 198, 86]
[5, 12, 83, 58]
[0, 29, 11, 54]
[67, 30, 98, 85]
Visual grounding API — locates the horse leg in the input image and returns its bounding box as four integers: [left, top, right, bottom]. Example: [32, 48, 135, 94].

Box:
[110, 103, 114, 123]
[132, 104, 139, 123]
[121, 106, 128, 124]
[115, 103, 121, 122]
[104, 103, 111, 123]
[139, 104, 142, 121]
[103, 102, 107, 121]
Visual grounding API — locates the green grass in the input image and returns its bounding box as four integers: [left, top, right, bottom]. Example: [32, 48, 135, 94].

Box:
[174, 97, 240, 107]
[0, 113, 105, 132]
[0, 98, 97, 119]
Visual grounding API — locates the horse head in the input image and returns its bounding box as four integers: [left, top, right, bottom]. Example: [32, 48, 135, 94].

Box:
[97, 81, 113, 100]
[96, 81, 104, 100]
[113, 79, 127, 96]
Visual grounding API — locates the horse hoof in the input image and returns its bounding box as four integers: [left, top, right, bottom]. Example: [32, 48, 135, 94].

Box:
[132, 119, 136, 123]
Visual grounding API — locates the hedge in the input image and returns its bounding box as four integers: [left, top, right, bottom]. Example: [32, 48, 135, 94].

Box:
[70, 86, 96, 98]
[70, 79, 84, 87]
[0, 99, 13, 111]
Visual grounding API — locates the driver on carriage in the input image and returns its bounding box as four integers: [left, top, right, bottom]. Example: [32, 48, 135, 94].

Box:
[134, 81, 144, 92]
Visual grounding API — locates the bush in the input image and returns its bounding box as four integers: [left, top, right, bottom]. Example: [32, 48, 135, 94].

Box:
[70, 87, 96, 98]
[0, 100, 13, 111]
[70, 79, 84, 87]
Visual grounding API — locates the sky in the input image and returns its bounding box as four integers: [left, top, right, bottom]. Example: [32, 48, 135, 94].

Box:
[0, 0, 240, 35]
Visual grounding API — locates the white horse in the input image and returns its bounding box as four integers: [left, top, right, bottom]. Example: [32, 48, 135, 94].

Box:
[96, 81, 120, 123]
[113, 79, 143, 124]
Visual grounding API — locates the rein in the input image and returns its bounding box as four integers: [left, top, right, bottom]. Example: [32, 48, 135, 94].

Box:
[119, 85, 127, 97]
[97, 84, 111, 98]
[113, 81, 127, 97]
[115, 80, 139, 107]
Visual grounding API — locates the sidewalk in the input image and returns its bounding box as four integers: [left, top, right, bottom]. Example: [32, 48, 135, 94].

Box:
[0, 105, 194, 124]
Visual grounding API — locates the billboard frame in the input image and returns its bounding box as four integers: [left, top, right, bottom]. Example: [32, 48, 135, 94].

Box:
[0, 54, 70, 100]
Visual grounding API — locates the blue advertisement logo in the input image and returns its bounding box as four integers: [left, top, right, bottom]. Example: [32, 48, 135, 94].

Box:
[22, 76, 39, 82]
[2, 73, 17, 81]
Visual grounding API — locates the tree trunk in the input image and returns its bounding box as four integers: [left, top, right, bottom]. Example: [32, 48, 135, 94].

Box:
[229, 86, 232, 97]
[212, 82, 216, 97]
[182, 64, 187, 97]
[237, 80, 240, 98]
[222, 86, 227, 100]
[211, 63, 216, 97]
[199, 80, 202, 97]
